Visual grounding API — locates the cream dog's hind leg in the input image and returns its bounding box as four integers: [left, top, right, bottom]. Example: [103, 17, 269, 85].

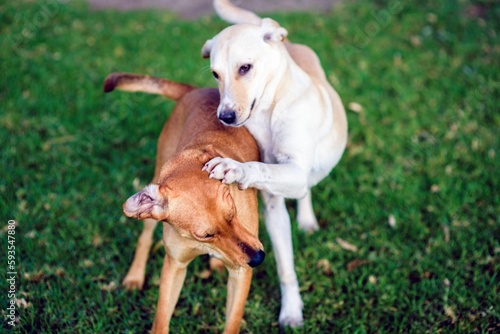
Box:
[296, 190, 319, 232]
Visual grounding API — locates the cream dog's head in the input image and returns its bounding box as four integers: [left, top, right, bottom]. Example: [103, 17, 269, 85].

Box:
[202, 19, 288, 127]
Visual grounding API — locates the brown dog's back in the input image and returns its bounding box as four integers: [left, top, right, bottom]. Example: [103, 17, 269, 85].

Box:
[103, 73, 259, 182]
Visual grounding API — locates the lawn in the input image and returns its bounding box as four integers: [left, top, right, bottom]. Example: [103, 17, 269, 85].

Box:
[1, 0, 499, 333]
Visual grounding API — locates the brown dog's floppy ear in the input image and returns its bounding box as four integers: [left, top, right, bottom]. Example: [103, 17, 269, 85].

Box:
[199, 144, 222, 164]
[123, 184, 168, 221]
[261, 18, 288, 43]
[201, 39, 214, 58]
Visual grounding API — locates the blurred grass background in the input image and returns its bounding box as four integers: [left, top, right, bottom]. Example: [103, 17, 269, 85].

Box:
[1, 0, 499, 332]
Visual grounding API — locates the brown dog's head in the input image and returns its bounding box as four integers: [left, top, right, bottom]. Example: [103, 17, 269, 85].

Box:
[123, 147, 264, 268]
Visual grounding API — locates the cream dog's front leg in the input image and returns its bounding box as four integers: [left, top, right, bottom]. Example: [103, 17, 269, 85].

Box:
[203, 158, 308, 199]
[261, 191, 303, 327]
[204, 159, 320, 232]
[224, 267, 253, 333]
[151, 254, 188, 334]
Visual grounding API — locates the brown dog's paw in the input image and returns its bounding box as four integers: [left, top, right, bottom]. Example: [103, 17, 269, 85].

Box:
[209, 257, 225, 274]
[122, 274, 145, 291]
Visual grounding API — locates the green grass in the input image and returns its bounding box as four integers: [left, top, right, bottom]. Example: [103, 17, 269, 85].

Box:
[1, 0, 499, 332]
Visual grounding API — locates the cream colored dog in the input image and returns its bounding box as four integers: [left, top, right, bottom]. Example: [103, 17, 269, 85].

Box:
[202, 0, 348, 327]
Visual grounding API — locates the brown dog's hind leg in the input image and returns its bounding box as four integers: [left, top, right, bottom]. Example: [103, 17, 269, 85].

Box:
[123, 218, 158, 290]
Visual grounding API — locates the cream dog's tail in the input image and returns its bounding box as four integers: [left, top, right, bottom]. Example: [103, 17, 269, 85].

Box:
[103, 73, 194, 101]
[213, 0, 261, 25]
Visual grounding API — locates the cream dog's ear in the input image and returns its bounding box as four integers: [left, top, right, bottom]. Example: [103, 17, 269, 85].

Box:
[123, 184, 168, 221]
[201, 39, 214, 58]
[261, 18, 288, 42]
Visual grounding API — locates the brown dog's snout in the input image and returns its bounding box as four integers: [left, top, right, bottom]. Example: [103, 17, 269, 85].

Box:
[239, 242, 265, 268]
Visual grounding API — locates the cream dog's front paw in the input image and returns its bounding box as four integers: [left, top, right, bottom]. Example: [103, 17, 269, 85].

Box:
[279, 285, 304, 327]
[203, 157, 247, 187]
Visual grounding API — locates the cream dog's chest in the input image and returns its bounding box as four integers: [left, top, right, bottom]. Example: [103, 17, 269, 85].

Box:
[245, 116, 279, 163]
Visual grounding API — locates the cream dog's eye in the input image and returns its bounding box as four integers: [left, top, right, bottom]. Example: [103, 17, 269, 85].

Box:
[238, 64, 252, 75]
[212, 71, 219, 79]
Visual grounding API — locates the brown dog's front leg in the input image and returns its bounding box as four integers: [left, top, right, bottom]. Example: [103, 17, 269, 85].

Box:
[224, 267, 253, 334]
[152, 254, 188, 334]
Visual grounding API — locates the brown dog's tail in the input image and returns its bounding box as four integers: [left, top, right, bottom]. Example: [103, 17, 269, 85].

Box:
[213, 0, 261, 25]
[103, 73, 194, 101]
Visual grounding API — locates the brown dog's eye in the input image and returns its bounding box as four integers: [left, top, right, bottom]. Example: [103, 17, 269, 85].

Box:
[194, 231, 216, 241]
[212, 71, 219, 79]
[239, 64, 252, 75]
[199, 232, 215, 241]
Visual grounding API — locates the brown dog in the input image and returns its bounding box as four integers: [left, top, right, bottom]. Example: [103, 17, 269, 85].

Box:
[103, 73, 264, 333]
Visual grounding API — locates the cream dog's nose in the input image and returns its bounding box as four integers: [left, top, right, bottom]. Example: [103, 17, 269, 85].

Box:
[219, 109, 236, 125]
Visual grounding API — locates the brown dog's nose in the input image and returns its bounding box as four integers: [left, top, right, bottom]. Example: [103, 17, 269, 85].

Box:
[219, 109, 236, 125]
[239, 242, 265, 268]
[248, 249, 265, 268]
